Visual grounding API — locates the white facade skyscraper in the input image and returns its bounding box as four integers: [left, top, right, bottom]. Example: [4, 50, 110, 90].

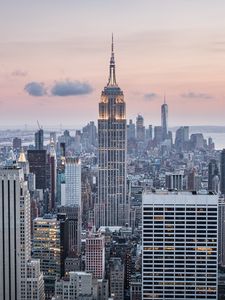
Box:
[0, 165, 44, 300]
[142, 190, 218, 300]
[95, 36, 128, 228]
[65, 157, 81, 207]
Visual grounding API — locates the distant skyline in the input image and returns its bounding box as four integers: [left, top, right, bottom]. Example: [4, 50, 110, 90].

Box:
[1, 0, 225, 126]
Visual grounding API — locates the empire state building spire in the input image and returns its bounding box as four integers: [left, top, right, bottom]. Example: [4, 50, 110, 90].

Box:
[107, 34, 117, 86]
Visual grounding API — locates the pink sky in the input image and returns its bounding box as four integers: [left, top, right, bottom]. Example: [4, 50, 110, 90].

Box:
[0, 1, 225, 127]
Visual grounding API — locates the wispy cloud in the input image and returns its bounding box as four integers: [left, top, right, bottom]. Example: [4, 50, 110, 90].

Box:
[11, 69, 27, 77]
[144, 93, 158, 101]
[24, 82, 47, 97]
[181, 91, 213, 100]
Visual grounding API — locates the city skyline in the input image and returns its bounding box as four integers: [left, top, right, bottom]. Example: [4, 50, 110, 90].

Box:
[1, 0, 225, 126]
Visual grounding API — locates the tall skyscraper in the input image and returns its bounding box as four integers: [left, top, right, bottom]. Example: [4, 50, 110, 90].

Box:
[136, 114, 145, 142]
[35, 128, 44, 150]
[142, 190, 218, 299]
[208, 159, 220, 193]
[0, 165, 44, 300]
[161, 98, 168, 141]
[220, 149, 225, 195]
[65, 157, 81, 207]
[27, 149, 48, 190]
[95, 36, 128, 227]
[33, 215, 61, 298]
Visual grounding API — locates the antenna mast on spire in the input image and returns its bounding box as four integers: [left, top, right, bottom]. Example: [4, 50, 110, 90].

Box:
[107, 33, 117, 86]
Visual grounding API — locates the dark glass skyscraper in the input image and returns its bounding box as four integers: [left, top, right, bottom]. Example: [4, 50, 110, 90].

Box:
[95, 36, 128, 228]
[35, 129, 44, 150]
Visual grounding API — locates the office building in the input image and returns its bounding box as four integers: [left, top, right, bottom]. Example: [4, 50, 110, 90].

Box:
[220, 149, 225, 195]
[54, 271, 93, 300]
[0, 166, 44, 300]
[27, 150, 48, 190]
[142, 190, 218, 299]
[85, 234, 105, 279]
[58, 205, 81, 257]
[208, 159, 220, 193]
[136, 114, 145, 142]
[33, 215, 61, 298]
[49, 141, 57, 211]
[13, 137, 22, 150]
[95, 36, 128, 227]
[110, 258, 124, 300]
[65, 157, 81, 207]
[165, 171, 184, 191]
[35, 128, 44, 150]
[161, 99, 168, 141]
[127, 119, 136, 140]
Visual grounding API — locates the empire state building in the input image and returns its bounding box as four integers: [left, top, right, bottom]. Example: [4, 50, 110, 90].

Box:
[95, 36, 129, 228]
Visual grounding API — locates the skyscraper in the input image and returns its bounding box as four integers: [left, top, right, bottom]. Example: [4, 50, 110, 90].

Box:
[208, 159, 220, 193]
[65, 157, 81, 207]
[161, 98, 168, 141]
[35, 128, 44, 150]
[0, 165, 45, 300]
[142, 190, 218, 299]
[95, 36, 128, 227]
[85, 234, 105, 279]
[136, 114, 145, 142]
[220, 149, 225, 195]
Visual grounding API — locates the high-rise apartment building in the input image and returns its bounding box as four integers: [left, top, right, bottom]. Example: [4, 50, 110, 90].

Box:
[85, 234, 105, 279]
[220, 149, 225, 195]
[95, 36, 128, 227]
[161, 99, 168, 141]
[65, 157, 81, 207]
[142, 190, 218, 299]
[0, 166, 44, 300]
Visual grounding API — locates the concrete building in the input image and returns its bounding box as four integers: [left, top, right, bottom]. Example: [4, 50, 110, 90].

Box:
[110, 258, 124, 300]
[142, 190, 218, 299]
[54, 271, 93, 300]
[165, 171, 184, 191]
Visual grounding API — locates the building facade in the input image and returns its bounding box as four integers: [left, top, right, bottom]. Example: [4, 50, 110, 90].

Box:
[0, 166, 44, 300]
[65, 157, 81, 207]
[95, 36, 128, 227]
[142, 190, 218, 300]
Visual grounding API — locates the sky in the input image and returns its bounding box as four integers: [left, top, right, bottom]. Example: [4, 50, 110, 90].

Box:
[1, 0, 225, 128]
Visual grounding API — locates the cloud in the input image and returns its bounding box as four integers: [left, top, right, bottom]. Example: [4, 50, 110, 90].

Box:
[24, 82, 47, 97]
[51, 80, 93, 96]
[181, 92, 213, 100]
[144, 93, 158, 101]
[11, 69, 27, 77]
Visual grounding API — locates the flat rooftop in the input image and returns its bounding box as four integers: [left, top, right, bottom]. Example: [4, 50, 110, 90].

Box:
[143, 190, 218, 205]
